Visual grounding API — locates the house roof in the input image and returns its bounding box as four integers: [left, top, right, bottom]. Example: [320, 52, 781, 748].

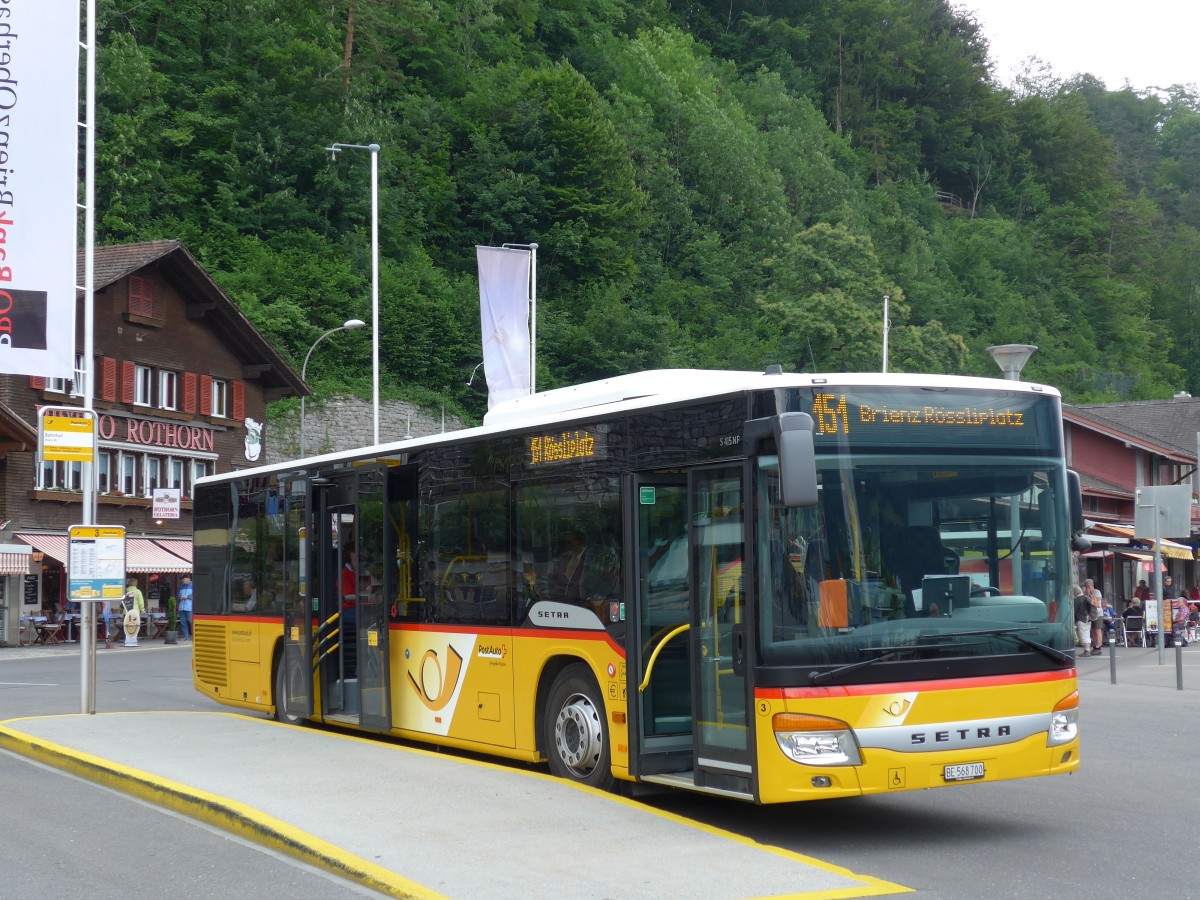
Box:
[0, 397, 37, 455]
[78, 241, 309, 400]
[1064, 403, 1195, 464]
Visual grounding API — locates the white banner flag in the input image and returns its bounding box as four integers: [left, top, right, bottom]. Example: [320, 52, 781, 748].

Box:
[476, 246, 532, 408]
[0, 2, 79, 378]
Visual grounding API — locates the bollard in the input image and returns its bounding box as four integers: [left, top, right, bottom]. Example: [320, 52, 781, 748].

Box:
[1177, 638, 1184, 691]
[1109, 634, 1117, 685]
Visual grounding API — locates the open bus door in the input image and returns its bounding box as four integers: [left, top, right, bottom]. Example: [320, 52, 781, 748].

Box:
[312, 469, 392, 731]
[631, 466, 754, 797]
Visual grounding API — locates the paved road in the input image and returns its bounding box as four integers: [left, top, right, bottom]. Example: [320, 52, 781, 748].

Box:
[3, 641, 1199, 898]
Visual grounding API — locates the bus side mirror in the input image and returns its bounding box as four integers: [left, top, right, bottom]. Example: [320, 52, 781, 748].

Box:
[775, 413, 817, 508]
[1067, 469, 1090, 551]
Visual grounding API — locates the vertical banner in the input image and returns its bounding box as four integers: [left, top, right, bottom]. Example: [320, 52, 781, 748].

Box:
[0, 2, 79, 378]
[476, 246, 531, 408]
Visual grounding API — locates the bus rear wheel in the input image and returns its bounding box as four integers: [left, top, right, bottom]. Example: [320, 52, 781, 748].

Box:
[274, 656, 304, 726]
[544, 664, 613, 791]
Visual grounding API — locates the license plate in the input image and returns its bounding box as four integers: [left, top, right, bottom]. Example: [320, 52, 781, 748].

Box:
[944, 762, 985, 782]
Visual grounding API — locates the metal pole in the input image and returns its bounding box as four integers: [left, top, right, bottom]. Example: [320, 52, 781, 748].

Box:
[529, 243, 537, 394]
[300, 320, 364, 458]
[81, 0, 98, 715]
[882, 294, 890, 374]
[1154, 506, 1165, 666]
[369, 144, 380, 444]
[1109, 633, 1117, 684]
[1176, 639, 1184, 690]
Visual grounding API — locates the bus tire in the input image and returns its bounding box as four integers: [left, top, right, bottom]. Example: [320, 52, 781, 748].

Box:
[274, 656, 304, 726]
[544, 664, 613, 791]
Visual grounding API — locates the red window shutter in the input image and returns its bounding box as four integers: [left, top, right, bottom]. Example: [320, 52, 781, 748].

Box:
[120, 361, 135, 404]
[183, 373, 197, 414]
[128, 276, 154, 317]
[101, 357, 117, 402]
[199, 375, 213, 416]
[29, 375, 46, 390]
[232, 380, 246, 420]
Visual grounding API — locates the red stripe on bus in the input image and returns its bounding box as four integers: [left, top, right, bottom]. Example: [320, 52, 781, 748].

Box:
[757, 669, 1075, 700]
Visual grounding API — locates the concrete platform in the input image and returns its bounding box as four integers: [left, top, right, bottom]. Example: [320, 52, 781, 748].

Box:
[0, 711, 909, 899]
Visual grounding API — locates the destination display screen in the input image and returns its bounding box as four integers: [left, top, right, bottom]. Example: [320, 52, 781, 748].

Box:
[805, 387, 1057, 451]
[528, 428, 608, 465]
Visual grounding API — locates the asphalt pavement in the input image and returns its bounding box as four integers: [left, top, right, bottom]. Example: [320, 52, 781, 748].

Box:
[2, 639, 1197, 899]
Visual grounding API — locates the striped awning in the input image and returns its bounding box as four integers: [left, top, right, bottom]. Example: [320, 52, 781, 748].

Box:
[126, 538, 192, 574]
[15, 533, 69, 565]
[153, 538, 192, 564]
[1086, 522, 1195, 560]
[0, 548, 32, 575]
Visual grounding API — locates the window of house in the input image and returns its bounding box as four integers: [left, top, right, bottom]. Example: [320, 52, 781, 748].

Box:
[98, 451, 112, 493]
[169, 459, 185, 491]
[37, 460, 83, 491]
[120, 454, 137, 495]
[192, 460, 211, 488]
[128, 275, 154, 317]
[72, 354, 86, 397]
[159, 370, 178, 411]
[134, 365, 153, 406]
[145, 456, 161, 494]
[211, 379, 228, 418]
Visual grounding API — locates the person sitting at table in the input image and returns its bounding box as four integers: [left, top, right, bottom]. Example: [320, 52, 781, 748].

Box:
[1101, 599, 1117, 639]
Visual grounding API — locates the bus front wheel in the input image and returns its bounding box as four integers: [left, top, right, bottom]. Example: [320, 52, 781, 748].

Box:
[544, 665, 613, 791]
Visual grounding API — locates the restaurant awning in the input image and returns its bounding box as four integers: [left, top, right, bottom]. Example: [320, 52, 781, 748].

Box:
[16, 533, 192, 573]
[1085, 522, 1195, 560]
[15, 533, 68, 565]
[153, 538, 192, 564]
[126, 539, 191, 574]
[0, 543, 32, 575]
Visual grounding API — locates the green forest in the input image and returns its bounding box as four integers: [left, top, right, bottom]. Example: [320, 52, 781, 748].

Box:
[93, 0, 1200, 419]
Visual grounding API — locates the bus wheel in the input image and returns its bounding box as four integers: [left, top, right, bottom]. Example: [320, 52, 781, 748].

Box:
[274, 657, 304, 726]
[544, 665, 613, 791]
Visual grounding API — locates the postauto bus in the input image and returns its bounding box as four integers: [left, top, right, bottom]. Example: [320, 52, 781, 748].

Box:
[191, 369, 1084, 802]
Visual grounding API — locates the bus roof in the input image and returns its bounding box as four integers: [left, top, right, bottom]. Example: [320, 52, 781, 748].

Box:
[197, 368, 1060, 487]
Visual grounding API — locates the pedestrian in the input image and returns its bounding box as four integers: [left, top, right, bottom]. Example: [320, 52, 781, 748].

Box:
[1083, 578, 1104, 655]
[1073, 584, 1092, 656]
[177, 575, 193, 641]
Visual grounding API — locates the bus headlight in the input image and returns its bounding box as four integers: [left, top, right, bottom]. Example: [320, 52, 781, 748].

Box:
[1047, 691, 1079, 746]
[773, 713, 862, 766]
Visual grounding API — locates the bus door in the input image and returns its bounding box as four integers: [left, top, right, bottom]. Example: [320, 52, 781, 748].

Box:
[631, 467, 752, 795]
[314, 469, 391, 731]
[632, 474, 691, 775]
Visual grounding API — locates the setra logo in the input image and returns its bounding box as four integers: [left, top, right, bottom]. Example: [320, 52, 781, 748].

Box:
[406, 644, 464, 711]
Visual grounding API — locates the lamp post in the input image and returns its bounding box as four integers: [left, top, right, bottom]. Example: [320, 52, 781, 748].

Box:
[986, 343, 1037, 381]
[327, 141, 381, 444]
[300, 319, 365, 457]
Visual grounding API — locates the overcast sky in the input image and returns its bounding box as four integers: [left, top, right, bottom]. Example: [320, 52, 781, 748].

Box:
[958, 1, 1200, 91]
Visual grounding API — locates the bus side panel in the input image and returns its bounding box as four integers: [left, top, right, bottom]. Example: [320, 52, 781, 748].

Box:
[388, 625, 516, 748]
[754, 673, 1079, 804]
[192, 616, 282, 713]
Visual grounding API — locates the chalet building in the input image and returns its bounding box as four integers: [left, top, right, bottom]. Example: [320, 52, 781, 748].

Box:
[1065, 396, 1200, 602]
[0, 240, 306, 645]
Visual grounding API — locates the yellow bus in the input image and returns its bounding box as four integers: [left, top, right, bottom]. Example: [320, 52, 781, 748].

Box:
[192, 368, 1084, 802]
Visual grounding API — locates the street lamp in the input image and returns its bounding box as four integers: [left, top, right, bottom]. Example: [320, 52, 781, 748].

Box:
[986, 344, 1037, 381]
[327, 141, 381, 444]
[300, 319, 365, 457]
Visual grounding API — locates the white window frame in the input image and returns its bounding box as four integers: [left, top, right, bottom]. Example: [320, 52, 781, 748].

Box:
[98, 451, 112, 493]
[71, 353, 86, 398]
[168, 458, 185, 491]
[37, 460, 82, 491]
[120, 453, 137, 495]
[144, 456, 162, 495]
[134, 365, 153, 406]
[159, 370, 178, 411]
[211, 379, 228, 418]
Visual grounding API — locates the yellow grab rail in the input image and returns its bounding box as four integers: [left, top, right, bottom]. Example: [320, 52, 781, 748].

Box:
[638, 623, 690, 692]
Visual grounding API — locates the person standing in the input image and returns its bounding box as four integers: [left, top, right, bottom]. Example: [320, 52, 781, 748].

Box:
[177, 575, 193, 641]
[1073, 584, 1092, 656]
[1162, 575, 1180, 647]
[1083, 578, 1104, 656]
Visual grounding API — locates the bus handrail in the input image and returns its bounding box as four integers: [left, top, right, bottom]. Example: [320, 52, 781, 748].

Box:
[638, 623, 690, 692]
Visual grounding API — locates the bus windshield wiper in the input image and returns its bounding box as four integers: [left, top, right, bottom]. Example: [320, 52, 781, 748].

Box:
[809, 650, 901, 685]
[928, 626, 1074, 666]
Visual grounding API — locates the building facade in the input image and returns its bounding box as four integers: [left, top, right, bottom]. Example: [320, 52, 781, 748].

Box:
[0, 241, 306, 645]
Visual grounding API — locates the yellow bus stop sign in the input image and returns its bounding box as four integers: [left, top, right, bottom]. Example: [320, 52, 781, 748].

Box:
[42, 414, 96, 463]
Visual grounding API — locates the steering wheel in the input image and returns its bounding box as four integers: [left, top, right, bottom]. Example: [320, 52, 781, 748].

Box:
[971, 585, 1002, 596]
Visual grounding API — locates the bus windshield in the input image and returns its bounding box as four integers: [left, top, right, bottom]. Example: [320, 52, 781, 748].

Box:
[756, 451, 1074, 673]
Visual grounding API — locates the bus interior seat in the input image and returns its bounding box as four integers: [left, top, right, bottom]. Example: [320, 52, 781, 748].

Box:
[888, 525, 959, 617]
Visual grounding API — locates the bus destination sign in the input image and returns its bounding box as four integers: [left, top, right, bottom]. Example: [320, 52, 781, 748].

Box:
[809, 389, 1050, 449]
[528, 429, 607, 465]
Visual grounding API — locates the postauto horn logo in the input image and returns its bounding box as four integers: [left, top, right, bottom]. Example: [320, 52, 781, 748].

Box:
[406, 644, 464, 712]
